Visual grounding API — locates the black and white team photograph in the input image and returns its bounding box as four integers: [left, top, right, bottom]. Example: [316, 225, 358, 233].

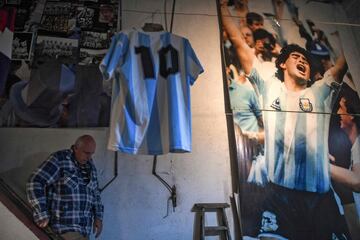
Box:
[35, 36, 78, 63]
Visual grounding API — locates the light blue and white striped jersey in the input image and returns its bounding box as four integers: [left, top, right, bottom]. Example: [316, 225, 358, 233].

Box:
[229, 79, 261, 132]
[249, 62, 338, 193]
[100, 29, 203, 155]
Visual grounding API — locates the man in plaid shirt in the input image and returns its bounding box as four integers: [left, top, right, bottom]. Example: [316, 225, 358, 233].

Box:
[27, 135, 104, 240]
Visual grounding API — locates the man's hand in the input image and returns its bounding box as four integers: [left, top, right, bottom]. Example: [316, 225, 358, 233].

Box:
[93, 218, 103, 238]
[37, 218, 49, 228]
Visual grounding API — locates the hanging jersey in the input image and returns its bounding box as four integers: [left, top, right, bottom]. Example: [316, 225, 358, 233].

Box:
[100, 29, 203, 155]
[248, 61, 338, 193]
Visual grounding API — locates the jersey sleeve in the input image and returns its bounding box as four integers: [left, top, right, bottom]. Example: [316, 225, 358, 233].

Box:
[312, 68, 340, 109]
[246, 59, 266, 96]
[100, 32, 129, 81]
[184, 39, 204, 85]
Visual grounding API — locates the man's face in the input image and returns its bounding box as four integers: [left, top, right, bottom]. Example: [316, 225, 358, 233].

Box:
[74, 141, 96, 165]
[241, 27, 254, 48]
[337, 97, 353, 130]
[249, 20, 264, 32]
[281, 52, 311, 86]
[254, 38, 268, 55]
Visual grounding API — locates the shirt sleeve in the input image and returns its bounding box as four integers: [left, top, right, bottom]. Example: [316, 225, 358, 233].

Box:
[352, 137, 360, 166]
[246, 59, 266, 96]
[99, 32, 129, 81]
[184, 39, 204, 85]
[26, 154, 60, 223]
[90, 162, 104, 220]
[312, 69, 340, 109]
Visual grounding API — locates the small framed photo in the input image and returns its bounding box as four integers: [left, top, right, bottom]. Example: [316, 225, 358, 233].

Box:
[99, 4, 114, 24]
[12, 32, 34, 61]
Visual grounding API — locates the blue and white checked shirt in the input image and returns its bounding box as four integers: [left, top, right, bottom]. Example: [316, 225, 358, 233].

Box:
[26, 149, 104, 236]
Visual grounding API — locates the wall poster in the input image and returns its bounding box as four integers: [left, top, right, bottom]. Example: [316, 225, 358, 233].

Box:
[218, 0, 360, 239]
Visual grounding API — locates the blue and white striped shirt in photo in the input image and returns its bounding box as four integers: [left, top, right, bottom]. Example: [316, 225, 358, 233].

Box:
[100, 29, 203, 155]
[248, 62, 338, 193]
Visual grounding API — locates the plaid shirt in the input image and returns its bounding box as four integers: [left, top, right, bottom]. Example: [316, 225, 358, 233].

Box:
[26, 149, 104, 236]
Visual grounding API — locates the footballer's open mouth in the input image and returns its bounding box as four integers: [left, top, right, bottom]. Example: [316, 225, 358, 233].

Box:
[296, 64, 306, 74]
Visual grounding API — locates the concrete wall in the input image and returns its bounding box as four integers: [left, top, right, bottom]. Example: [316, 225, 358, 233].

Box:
[0, 0, 359, 240]
[0, 0, 232, 240]
[93, 1, 233, 239]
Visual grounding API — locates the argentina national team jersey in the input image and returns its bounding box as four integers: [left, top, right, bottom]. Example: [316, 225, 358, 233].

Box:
[249, 61, 337, 193]
[100, 29, 203, 155]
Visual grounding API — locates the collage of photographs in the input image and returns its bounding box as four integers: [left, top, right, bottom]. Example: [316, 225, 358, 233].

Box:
[0, 0, 118, 128]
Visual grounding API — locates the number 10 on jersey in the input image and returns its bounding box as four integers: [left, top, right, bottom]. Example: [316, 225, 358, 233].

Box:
[135, 45, 179, 79]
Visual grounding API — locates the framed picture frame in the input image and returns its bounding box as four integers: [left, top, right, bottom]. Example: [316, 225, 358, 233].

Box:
[11, 32, 34, 61]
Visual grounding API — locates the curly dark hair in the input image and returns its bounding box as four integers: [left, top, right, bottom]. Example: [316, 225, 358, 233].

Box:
[253, 28, 276, 44]
[341, 84, 360, 130]
[246, 12, 264, 26]
[275, 44, 316, 84]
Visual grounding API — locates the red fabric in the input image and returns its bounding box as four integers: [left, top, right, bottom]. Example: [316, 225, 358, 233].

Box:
[0, 8, 16, 32]
[0, 9, 7, 32]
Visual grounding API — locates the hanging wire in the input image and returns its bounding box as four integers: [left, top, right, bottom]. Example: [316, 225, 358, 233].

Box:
[169, 0, 176, 33]
[164, 0, 168, 31]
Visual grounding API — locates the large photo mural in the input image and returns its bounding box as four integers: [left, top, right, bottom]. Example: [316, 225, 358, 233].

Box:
[218, 0, 360, 239]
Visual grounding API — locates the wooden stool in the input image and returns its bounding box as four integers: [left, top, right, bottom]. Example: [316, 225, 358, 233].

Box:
[192, 203, 231, 240]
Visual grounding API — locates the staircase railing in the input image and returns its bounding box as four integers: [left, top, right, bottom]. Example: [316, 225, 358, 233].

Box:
[0, 177, 64, 240]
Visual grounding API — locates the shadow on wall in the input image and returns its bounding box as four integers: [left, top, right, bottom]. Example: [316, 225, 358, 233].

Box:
[0, 151, 52, 200]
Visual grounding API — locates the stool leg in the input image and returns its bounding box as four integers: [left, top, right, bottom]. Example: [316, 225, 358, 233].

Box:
[200, 209, 205, 240]
[221, 208, 231, 240]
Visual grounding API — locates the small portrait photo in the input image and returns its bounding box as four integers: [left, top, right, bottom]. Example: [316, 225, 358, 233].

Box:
[76, 6, 95, 29]
[12, 32, 34, 61]
[99, 4, 114, 24]
[36, 35, 78, 63]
